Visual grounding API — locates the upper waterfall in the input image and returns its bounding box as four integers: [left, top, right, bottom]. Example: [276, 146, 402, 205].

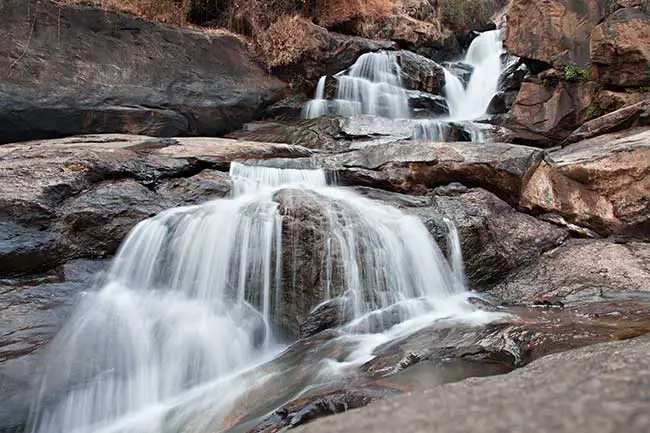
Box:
[302, 51, 409, 120]
[442, 30, 505, 120]
[300, 30, 506, 142]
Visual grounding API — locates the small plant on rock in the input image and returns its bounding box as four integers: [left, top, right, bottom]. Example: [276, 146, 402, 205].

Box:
[624, 86, 650, 93]
[564, 62, 590, 81]
[585, 104, 604, 119]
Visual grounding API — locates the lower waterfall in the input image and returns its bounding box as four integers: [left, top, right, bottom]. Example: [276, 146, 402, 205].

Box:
[27, 163, 485, 433]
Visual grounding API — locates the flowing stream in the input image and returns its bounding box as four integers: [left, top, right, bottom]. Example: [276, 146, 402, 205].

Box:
[301, 30, 506, 142]
[27, 163, 492, 433]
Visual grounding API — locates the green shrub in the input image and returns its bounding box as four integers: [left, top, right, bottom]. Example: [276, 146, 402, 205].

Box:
[585, 104, 604, 118]
[624, 86, 650, 93]
[564, 63, 590, 81]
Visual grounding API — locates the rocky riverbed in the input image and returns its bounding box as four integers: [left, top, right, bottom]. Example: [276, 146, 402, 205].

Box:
[1, 0, 650, 432]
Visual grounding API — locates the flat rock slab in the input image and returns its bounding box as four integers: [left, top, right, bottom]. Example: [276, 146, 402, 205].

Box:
[321, 141, 543, 204]
[295, 335, 650, 433]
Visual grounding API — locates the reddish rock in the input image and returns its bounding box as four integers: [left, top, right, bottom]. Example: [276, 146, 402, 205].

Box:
[505, 0, 606, 68]
[566, 99, 650, 143]
[505, 80, 599, 146]
[520, 128, 650, 235]
[590, 8, 650, 87]
[596, 90, 650, 113]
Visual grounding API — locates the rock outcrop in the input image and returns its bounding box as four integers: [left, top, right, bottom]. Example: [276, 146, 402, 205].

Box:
[321, 140, 543, 204]
[505, 0, 607, 68]
[520, 128, 650, 236]
[0, 134, 313, 276]
[590, 7, 650, 87]
[0, 0, 287, 144]
[505, 79, 599, 146]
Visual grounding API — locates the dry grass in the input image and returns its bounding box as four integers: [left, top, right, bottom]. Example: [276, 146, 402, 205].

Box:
[311, 0, 395, 27]
[253, 15, 313, 68]
[59, 0, 190, 26]
[59, 0, 398, 67]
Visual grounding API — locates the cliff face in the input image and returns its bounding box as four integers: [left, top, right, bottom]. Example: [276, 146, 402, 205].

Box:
[0, 0, 287, 144]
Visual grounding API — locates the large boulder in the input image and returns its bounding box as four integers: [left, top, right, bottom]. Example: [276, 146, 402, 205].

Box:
[394, 50, 446, 95]
[505, 79, 599, 146]
[505, 0, 607, 68]
[520, 127, 650, 236]
[590, 7, 650, 87]
[0, 0, 287, 144]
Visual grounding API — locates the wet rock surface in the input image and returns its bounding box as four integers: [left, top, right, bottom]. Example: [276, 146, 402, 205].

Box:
[0, 0, 286, 144]
[295, 336, 650, 433]
[0, 134, 313, 276]
[0, 260, 109, 432]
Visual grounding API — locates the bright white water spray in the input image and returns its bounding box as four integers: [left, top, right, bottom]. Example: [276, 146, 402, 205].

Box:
[303, 52, 410, 120]
[27, 162, 474, 433]
[443, 30, 505, 120]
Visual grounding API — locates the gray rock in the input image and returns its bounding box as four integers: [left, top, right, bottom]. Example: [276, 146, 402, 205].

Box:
[490, 239, 650, 303]
[0, 260, 108, 432]
[295, 336, 650, 433]
[321, 141, 544, 205]
[0, 0, 286, 143]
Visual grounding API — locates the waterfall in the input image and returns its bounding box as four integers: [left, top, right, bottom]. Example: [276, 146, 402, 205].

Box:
[27, 163, 470, 433]
[301, 76, 329, 120]
[444, 218, 467, 291]
[300, 30, 505, 143]
[302, 52, 410, 120]
[442, 30, 505, 120]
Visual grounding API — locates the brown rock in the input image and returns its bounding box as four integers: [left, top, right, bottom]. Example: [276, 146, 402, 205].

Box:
[505, 0, 606, 68]
[520, 128, 650, 235]
[590, 8, 650, 87]
[596, 89, 650, 113]
[339, 14, 460, 61]
[394, 50, 446, 94]
[505, 80, 599, 146]
[566, 99, 650, 143]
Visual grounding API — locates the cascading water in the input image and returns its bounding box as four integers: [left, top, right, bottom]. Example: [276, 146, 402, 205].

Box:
[303, 52, 409, 120]
[300, 30, 507, 143]
[27, 163, 474, 433]
[442, 30, 505, 120]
